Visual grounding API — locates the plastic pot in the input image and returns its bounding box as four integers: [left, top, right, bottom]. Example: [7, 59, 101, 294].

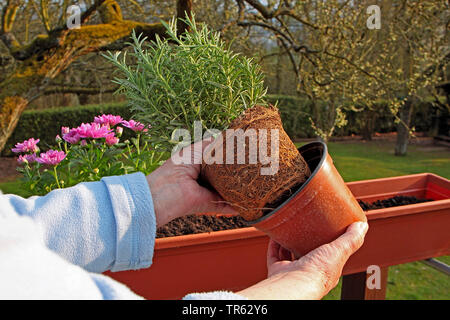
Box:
[250, 141, 367, 258]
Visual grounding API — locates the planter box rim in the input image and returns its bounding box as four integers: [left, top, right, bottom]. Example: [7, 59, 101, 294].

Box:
[365, 198, 450, 220]
[155, 227, 264, 250]
[345, 172, 446, 185]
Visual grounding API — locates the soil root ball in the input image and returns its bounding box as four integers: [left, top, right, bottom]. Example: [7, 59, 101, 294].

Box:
[201, 105, 311, 221]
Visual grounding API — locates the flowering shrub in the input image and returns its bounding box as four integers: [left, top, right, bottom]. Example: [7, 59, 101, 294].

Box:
[13, 115, 166, 196]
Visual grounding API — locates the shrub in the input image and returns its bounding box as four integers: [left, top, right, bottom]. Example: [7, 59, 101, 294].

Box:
[266, 94, 317, 138]
[3, 102, 130, 156]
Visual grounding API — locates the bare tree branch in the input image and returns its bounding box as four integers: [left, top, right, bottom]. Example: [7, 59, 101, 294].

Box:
[0, 0, 21, 51]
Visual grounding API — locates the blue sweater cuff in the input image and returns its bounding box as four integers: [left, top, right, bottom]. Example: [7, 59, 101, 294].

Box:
[101, 172, 156, 272]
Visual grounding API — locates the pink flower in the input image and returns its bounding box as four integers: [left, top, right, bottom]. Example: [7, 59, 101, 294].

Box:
[11, 138, 40, 154]
[76, 123, 112, 139]
[63, 128, 81, 144]
[121, 120, 148, 132]
[17, 153, 37, 165]
[105, 133, 119, 146]
[36, 150, 66, 166]
[94, 114, 124, 127]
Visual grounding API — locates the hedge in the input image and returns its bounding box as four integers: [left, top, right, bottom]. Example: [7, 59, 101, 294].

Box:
[3, 95, 445, 156]
[3, 102, 133, 156]
[267, 94, 317, 138]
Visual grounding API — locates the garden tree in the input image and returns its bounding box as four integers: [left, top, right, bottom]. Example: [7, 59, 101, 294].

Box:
[378, 1, 449, 155]
[233, 0, 449, 148]
[0, 0, 192, 152]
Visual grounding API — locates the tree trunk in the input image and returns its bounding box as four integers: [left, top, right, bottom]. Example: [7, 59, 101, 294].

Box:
[0, 64, 43, 151]
[395, 99, 413, 156]
[361, 110, 376, 141]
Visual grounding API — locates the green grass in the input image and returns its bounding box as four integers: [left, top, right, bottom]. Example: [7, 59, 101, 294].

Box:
[1, 140, 449, 299]
[300, 140, 450, 181]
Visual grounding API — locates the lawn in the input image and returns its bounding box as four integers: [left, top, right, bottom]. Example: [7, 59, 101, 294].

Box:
[1, 140, 449, 299]
[323, 140, 450, 182]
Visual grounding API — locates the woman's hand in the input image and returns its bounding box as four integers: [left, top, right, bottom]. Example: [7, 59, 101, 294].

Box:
[146, 140, 237, 228]
[237, 221, 369, 300]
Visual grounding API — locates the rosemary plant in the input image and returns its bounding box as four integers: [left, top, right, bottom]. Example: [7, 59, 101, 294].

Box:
[105, 15, 267, 149]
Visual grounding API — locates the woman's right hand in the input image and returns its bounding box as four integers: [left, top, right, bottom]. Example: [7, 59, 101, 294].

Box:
[237, 221, 369, 300]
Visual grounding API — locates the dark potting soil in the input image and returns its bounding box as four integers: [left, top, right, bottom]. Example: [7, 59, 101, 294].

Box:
[156, 214, 249, 238]
[357, 195, 433, 211]
[156, 195, 433, 238]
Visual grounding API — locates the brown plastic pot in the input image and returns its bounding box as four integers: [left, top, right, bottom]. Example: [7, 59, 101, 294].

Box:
[105, 173, 449, 300]
[250, 141, 367, 258]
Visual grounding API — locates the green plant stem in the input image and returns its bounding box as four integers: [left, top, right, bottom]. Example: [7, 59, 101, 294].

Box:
[53, 166, 61, 189]
[136, 134, 141, 155]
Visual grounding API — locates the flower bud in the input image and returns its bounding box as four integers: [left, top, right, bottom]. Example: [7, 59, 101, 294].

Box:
[116, 126, 123, 137]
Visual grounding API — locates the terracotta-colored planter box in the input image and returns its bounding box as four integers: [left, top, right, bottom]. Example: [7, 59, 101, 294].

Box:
[105, 173, 450, 300]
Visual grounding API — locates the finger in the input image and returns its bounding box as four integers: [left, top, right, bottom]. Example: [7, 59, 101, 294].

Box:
[169, 142, 203, 174]
[191, 187, 239, 215]
[278, 245, 294, 262]
[170, 137, 219, 180]
[296, 221, 368, 294]
[267, 239, 282, 265]
[328, 221, 369, 263]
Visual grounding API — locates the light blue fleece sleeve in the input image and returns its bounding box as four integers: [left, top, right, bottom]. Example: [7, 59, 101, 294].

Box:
[3, 172, 156, 273]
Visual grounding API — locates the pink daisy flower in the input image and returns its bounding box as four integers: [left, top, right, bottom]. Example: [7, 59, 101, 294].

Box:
[94, 114, 124, 127]
[63, 128, 81, 144]
[76, 123, 112, 139]
[36, 150, 66, 166]
[11, 138, 40, 154]
[121, 120, 148, 132]
[17, 153, 37, 165]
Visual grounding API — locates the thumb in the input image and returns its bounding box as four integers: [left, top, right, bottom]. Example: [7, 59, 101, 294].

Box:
[299, 221, 368, 273]
[298, 221, 369, 293]
[327, 221, 369, 263]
